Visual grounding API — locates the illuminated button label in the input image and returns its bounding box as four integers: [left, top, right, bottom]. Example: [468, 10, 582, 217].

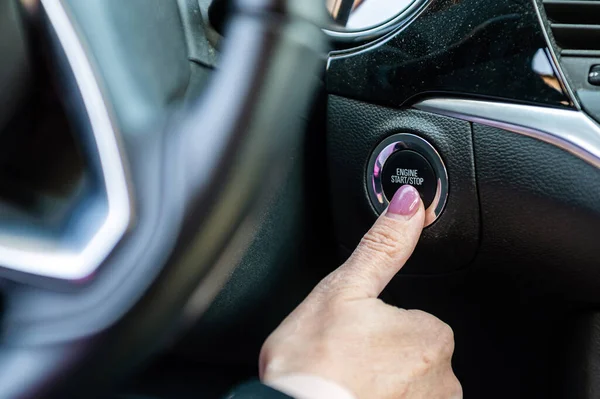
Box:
[390, 168, 424, 185]
[381, 150, 437, 208]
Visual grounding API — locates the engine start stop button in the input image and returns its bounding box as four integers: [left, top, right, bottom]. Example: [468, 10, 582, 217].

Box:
[366, 133, 448, 227]
[381, 150, 436, 208]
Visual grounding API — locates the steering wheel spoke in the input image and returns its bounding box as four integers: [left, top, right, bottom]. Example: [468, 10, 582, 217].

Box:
[0, 0, 133, 282]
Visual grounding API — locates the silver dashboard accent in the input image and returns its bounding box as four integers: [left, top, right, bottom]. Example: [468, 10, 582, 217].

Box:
[324, 0, 429, 41]
[414, 98, 600, 170]
[367, 133, 448, 227]
[0, 0, 133, 280]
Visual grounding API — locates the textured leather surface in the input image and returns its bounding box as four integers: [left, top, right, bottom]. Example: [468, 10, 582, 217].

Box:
[473, 124, 600, 303]
[327, 95, 480, 273]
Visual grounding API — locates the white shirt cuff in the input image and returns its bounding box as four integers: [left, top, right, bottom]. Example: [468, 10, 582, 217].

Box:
[265, 374, 357, 399]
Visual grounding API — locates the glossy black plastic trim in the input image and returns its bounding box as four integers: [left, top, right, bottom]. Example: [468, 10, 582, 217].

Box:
[326, 0, 575, 109]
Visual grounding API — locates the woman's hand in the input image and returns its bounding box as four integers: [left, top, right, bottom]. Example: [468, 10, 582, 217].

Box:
[259, 185, 462, 399]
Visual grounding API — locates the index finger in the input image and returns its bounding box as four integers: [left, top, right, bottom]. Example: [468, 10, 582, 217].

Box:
[315, 185, 426, 300]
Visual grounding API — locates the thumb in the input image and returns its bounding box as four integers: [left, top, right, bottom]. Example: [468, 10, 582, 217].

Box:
[320, 185, 425, 299]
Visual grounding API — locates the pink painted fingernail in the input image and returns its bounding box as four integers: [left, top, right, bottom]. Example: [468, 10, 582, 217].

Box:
[387, 185, 420, 218]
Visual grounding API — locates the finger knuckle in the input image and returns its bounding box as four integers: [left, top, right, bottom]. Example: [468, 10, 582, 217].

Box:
[407, 310, 455, 357]
[437, 322, 455, 355]
[314, 271, 353, 299]
[438, 321, 455, 345]
[259, 340, 275, 376]
[313, 273, 338, 295]
[259, 336, 277, 365]
[406, 309, 439, 325]
[360, 225, 402, 260]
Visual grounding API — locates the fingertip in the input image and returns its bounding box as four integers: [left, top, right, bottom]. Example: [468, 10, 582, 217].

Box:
[385, 185, 424, 221]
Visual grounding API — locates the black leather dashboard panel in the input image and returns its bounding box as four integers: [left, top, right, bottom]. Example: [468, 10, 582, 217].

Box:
[326, 98, 600, 397]
[472, 123, 600, 303]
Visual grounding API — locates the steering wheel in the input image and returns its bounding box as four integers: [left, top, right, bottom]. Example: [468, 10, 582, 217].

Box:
[0, 0, 327, 397]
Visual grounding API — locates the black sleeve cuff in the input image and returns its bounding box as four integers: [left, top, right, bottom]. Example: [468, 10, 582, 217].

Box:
[224, 380, 293, 399]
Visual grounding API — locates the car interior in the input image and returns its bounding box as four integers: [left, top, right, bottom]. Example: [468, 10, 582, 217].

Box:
[1, 0, 600, 397]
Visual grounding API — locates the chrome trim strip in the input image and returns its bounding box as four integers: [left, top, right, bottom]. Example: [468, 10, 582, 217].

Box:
[414, 98, 600, 170]
[324, 0, 430, 42]
[0, 0, 133, 280]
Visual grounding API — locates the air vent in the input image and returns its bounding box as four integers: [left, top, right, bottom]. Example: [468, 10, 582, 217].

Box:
[540, 0, 600, 124]
[543, 0, 600, 56]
